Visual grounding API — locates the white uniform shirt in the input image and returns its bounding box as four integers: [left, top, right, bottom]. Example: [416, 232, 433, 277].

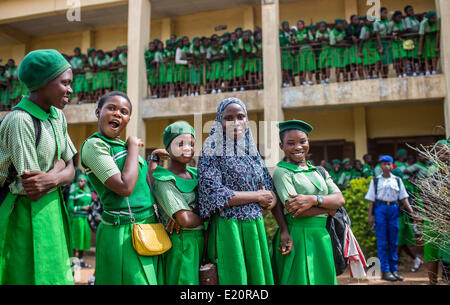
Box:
[365, 173, 409, 202]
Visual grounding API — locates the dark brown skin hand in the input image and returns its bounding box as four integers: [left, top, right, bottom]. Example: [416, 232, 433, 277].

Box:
[279, 230, 293, 255]
[285, 194, 317, 217]
[165, 218, 181, 234]
[21, 170, 58, 202]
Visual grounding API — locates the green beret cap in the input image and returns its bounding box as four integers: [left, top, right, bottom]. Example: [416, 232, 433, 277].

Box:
[166, 39, 173, 46]
[436, 139, 448, 146]
[335, 18, 345, 24]
[221, 32, 230, 37]
[87, 47, 95, 54]
[332, 159, 341, 164]
[73, 46, 81, 52]
[175, 38, 182, 43]
[278, 119, 313, 135]
[427, 10, 437, 19]
[163, 121, 195, 149]
[324, 162, 332, 171]
[234, 27, 243, 32]
[309, 25, 317, 30]
[281, 21, 289, 27]
[397, 148, 407, 158]
[193, 37, 200, 42]
[318, 21, 327, 26]
[342, 158, 350, 165]
[18, 49, 71, 92]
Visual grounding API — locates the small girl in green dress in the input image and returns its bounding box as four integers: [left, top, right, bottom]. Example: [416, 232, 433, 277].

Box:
[418, 11, 440, 76]
[391, 11, 408, 78]
[93, 50, 112, 100]
[0, 65, 9, 110]
[152, 121, 204, 285]
[271, 119, 345, 285]
[359, 17, 380, 79]
[316, 21, 332, 84]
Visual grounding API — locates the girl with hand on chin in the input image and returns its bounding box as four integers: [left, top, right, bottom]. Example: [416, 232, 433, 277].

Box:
[80, 91, 162, 285]
[271, 120, 345, 285]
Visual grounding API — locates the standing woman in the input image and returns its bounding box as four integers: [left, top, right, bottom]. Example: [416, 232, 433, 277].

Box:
[198, 97, 280, 285]
[0, 49, 77, 284]
[271, 120, 345, 285]
[80, 91, 162, 285]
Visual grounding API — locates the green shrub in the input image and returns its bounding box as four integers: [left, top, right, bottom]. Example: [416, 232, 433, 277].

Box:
[342, 177, 378, 258]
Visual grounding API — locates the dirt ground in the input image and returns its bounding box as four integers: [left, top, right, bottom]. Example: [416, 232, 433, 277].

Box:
[74, 242, 448, 285]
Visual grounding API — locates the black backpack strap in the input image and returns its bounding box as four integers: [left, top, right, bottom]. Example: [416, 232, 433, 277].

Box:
[316, 166, 327, 181]
[12, 107, 41, 148]
[373, 177, 379, 199]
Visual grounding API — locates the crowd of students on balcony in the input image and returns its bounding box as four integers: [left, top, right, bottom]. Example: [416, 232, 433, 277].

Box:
[280, 6, 440, 87]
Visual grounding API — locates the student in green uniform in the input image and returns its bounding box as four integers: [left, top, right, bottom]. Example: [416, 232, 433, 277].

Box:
[93, 50, 112, 100]
[163, 40, 176, 98]
[308, 25, 321, 85]
[337, 158, 352, 189]
[206, 38, 223, 94]
[241, 30, 258, 90]
[296, 20, 315, 86]
[176, 37, 191, 97]
[329, 159, 342, 183]
[80, 91, 162, 285]
[280, 21, 293, 88]
[362, 153, 374, 178]
[359, 16, 380, 79]
[346, 15, 364, 80]
[316, 21, 332, 84]
[84, 48, 96, 102]
[403, 5, 421, 76]
[109, 49, 121, 92]
[418, 11, 440, 76]
[117, 46, 127, 93]
[152, 122, 204, 285]
[220, 33, 233, 92]
[156, 40, 167, 98]
[391, 11, 408, 78]
[351, 159, 363, 180]
[272, 119, 345, 285]
[374, 7, 393, 78]
[330, 19, 350, 82]
[189, 37, 203, 97]
[254, 31, 263, 89]
[67, 174, 92, 269]
[230, 32, 245, 92]
[0, 65, 10, 110]
[198, 97, 278, 285]
[5, 59, 26, 106]
[145, 41, 158, 98]
[70, 47, 85, 102]
[0, 49, 77, 284]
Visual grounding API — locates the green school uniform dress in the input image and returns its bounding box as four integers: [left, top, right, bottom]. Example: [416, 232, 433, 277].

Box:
[80, 132, 162, 285]
[93, 55, 112, 90]
[155, 50, 166, 86]
[255, 40, 263, 73]
[152, 166, 204, 285]
[330, 28, 350, 68]
[242, 38, 258, 73]
[316, 29, 332, 69]
[176, 46, 190, 83]
[189, 44, 204, 85]
[83, 57, 95, 93]
[360, 24, 380, 66]
[337, 169, 352, 188]
[362, 163, 374, 178]
[118, 53, 127, 92]
[70, 56, 85, 95]
[67, 186, 92, 251]
[144, 49, 158, 86]
[329, 169, 342, 184]
[403, 16, 420, 59]
[296, 29, 315, 73]
[271, 161, 339, 285]
[207, 45, 223, 81]
[392, 21, 407, 60]
[5, 66, 27, 101]
[279, 29, 293, 70]
[221, 40, 234, 81]
[373, 19, 393, 65]
[0, 97, 76, 285]
[419, 18, 439, 60]
[200, 44, 210, 83]
[0, 74, 9, 106]
[164, 48, 176, 84]
[109, 56, 120, 91]
[348, 24, 363, 65]
[394, 160, 415, 246]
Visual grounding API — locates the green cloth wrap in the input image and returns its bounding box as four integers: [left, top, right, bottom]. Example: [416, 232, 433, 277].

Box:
[163, 121, 195, 149]
[19, 49, 71, 92]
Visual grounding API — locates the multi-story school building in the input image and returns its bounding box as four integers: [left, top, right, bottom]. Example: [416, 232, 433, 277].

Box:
[0, 0, 448, 169]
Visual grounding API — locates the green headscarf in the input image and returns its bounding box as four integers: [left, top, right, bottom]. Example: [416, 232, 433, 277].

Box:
[427, 11, 437, 19]
[397, 148, 407, 159]
[77, 174, 88, 182]
[335, 18, 345, 24]
[342, 158, 350, 165]
[18, 49, 71, 92]
[332, 159, 341, 165]
[163, 121, 196, 149]
[87, 47, 95, 54]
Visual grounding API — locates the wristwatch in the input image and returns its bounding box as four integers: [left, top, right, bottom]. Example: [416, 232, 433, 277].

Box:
[316, 195, 323, 207]
[148, 154, 160, 162]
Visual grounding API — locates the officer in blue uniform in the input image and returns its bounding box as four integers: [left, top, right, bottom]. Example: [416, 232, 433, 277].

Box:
[365, 155, 415, 282]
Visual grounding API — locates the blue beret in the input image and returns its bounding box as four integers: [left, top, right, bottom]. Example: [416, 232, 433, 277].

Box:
[379, 155, 394, 163]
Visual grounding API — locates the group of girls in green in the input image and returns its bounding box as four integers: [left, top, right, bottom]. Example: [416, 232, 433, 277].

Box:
[0, 58, 29, 111]
[279, 6, 440, 87]
[0, 48, 345, 285]
[144, 28, 263, 99]
[69, 46, 128, 104]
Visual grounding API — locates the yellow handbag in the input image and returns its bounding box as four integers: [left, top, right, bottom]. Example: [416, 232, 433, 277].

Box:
[125, 198, 172, 256]
[403, 39, 415, 51]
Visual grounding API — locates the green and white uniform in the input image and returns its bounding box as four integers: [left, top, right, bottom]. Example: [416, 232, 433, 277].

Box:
[330, 28, 350, 68]
[0, 73, 9, 106]
[81, 132, 162, 285]
[70, 56, 85, 95]
[271, 161, 339, 285]
[316, 28, 332, 69]
[152, 166, 204, 285]
[392, 21, 407, 60]
[403, 16, 420, 59]
[360, 24, 380, 66]
[144, 49, 158, 86]
[362, 163, 374, 178]
[337, 169, 352, 188]
[67, 186, 92, 251]
[189, 44, 204, 85]
[279, 29, 293, 70]
[348, 24, 363, 65]
[164, 48, 176, 84]
[0, 97, 76, 284]
[5, 66, 27, 101]
[220, 40, 234, 81]
[207, 45, 223, 81]
[83, 57, 95, 93]
[419, 18, 440, 60]
[295, 29, 315, 73]
[118, 52, 127, 92]
[373, 18, 393, 65]
[93, 55, 112, 90]
[394, 160, 415, 246]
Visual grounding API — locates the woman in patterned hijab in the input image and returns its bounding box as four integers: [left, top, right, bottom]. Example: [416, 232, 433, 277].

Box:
[198, 97, 280, 284]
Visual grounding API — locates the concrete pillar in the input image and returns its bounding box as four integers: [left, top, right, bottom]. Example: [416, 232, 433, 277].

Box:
[161, 18, 172, 43]
[243, 6, 255, 31]
[353, 106, 368, 161]
[81, 30, 94, 54]
[261, 0, 284, 169]
[436, 0, 450, 137]
[344, 0, 358, 21]
[126, 0, 151, 156]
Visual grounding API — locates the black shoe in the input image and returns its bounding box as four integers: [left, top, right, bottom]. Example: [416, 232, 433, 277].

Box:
[382, 272, 397, 282]
[392, 272, 404, 281]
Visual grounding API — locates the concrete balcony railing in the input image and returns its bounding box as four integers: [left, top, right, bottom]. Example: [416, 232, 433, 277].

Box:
[0, 74, 445, 124]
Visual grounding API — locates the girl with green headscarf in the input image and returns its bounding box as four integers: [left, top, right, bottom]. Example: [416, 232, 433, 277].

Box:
[0, 49, 77, 284]
[151, 121, 205, 284]
[271, 119, 345, 285]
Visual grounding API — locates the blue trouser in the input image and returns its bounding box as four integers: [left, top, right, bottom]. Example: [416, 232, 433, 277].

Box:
[374, 202, 400, 273]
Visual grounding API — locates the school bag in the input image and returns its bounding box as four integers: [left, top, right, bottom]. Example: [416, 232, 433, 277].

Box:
[316, 166, 351, 276]
[0, 108, 41, 206]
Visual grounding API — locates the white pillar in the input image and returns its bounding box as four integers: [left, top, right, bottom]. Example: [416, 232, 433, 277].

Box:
[437, 0, 450, 137]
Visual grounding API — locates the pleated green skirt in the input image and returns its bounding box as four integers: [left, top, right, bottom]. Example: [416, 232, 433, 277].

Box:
[271, 215, 337, 285]
[207, 215, 274, 285]
[71, 216, 91, 251]
[0, 190, 73, 285]
[162, 229, 204, 285]
[398, 213, 415, 246]
[94, 214, 163, 285]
